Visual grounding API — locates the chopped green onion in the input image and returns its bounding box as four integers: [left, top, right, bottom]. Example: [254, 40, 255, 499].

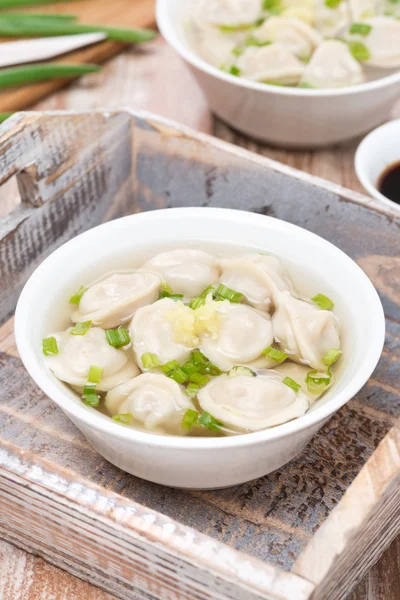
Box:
[229, 66, 241, 77]
[88, 365, 104, 384]
[182, 409, 199, 430]
[245, 37, 271, 47]
[141, 353, 160, 369]
[180, 360, 200, 375]
[167, 368, 188, 384]
[198, 412, 223, 432]
[69, 286, 87, 305]
[312, 293, 334, 310]
[192, 350, 209, 365]
[0, 64, 101, 89]
[42, 336, 58, 356]
[283, 376, 301, 392]
[219, 23, 253, 33]
[264, 80, 287, 86]
[159, 282, 183, 301]
[263, 0, 282, 13]
[306, 370, 332, 394]
[228, 366, 256, 377]
[186, 383, 200, 398]
[160, 360, 180, 374]
[349, 22, 372, 35]
[325, 0, 342, 7]
[200, 362, 222, 376]
[232, 45, 244, 57]
[106, 328, 130, 348]
[189, 296, 206, 310]
[322, 348, 342, 366]
[262, 346, 288, 362]
[189, 372, 210, 386]
[70, 320, 92, 336]
[0, 112, 13, 123]
[348, 40, 371, 61]
[82, 385, 99, 407]
[112, 413, 132, 425]
[214, 283, 244, 303]
[299, 82, 315, 89]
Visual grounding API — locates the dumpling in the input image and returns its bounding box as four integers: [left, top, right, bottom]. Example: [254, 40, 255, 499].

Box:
[300, 40, 364, 88]
[194, 0, 262, 27]
[348, 17, 400, 68]
[71, 272, 161, 329]
[143, 250, 220, 298]
[314, 0, 350, 37]
[349, 0, 380, 20]
[130, 298, 196, 370]
[382, 0, 400, 18]
[197, 371, 309, 432]
[105, 374, 194, 435]
[252, 17, 323, 60]
[219, 253, 293, 311]
[191, 21, 239, 67]
[272, 291, 341, 371]
[199, 302, 273, 371]
[274, 362, 333, 402]
[45, 327, 139, 391]
[236, 44, 305, 84]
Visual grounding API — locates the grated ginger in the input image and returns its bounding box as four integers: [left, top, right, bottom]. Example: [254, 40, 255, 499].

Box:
[166, 295, 227, 347]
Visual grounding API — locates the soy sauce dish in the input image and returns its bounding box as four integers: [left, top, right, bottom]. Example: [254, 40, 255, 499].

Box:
[15, 208, 385, 489]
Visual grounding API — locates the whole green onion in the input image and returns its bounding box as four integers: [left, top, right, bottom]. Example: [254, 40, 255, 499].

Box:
[0, 13, 78, 23]
[0, 64, 100, 89]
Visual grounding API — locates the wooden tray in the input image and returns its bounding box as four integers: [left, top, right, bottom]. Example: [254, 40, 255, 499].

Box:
[0, 0, 156, 112]
[0, 110, 400, 600]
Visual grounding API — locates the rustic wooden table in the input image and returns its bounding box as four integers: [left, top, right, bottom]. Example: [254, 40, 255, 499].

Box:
[1, 37, 399, 600]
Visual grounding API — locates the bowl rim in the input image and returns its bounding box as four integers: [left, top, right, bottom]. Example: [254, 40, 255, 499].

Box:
[15, 207, 386, 450]
[355, 119, 400, 212]
[156, 0, 400, 98]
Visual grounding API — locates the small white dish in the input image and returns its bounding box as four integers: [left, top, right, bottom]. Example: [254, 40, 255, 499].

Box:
[355, 119, 400, 212]
[156, 0, 400, 148]
[14, 208, 385, 489]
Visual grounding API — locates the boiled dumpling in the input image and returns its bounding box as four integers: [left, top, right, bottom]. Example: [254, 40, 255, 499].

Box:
[199, 302, 273, 371]
[45, 327, 139, 391]
[191, 21, 239, 67]
[348, 17, 400, 68]
[194, 0, 262, 27]
[219, 253, 293, 311]
[237, 43, 305, 84]
[130, 298, 196, 370]
[300, 40, 364, 88]
[252, 17, 323, 60]
[349, 0, 380, 20]
[71, 272, 161, 329]
[274, 362, 333, 402]
[105, 374, 194, 435]
[272, 291, 341, 371]
[197, 371, 309, 432]
[143, 250, 220, 298]
[314, 0, 350, 37]
[281, 0, 315, 25]
[382, 0, 400, 18]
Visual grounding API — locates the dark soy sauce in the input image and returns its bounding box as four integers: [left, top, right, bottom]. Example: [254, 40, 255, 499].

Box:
[378, 162, 400, 205]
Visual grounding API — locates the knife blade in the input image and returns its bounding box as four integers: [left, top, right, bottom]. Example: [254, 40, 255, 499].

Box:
[0, 32, 107, 68]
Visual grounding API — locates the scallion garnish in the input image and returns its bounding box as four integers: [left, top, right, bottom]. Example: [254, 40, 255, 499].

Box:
[229, 65, 241, 77]
[88, 365, 104, 384]
[70, 320, 92, 336]
[198, 412, 223, 432]
[325, 0, 342, 7]
[322, 348, 342, 366]
[106, 328, 131, 348]
[189, 372, 210, 387]
[186, 383, 200, 398]
[232, 45, 244, 57]
[160, 360, 180, 374]
[349, 23, 372, 35]
[82, 384, 99, 407]
[228, 366, 256, 377]
[69, 286, 87, 305]
[159, 282, 183, 301]
[141, 353, 161, 369]
[299, 82, 314, 89]
[262, 346, 288, 362]
[348, 40, 371, 61]
[192, 350, 209, 365]
[200, 362, 222, 376]
[180, 360, 200, 375]
[282, 376, 301, 392]
[306, 370, 332, 394]
[112, 413, 133, 425]
[219, 23, 253, 33]
[263, 0, 282, 12]
[245, 37, 271, 47]
[42, 336, 58, 356]
[214, 283, 244, 303]
[167, 368, 188, 385]
[189, 296, 206, 310]
[312, 293, 334, 310]
[182, 409, 199, 430]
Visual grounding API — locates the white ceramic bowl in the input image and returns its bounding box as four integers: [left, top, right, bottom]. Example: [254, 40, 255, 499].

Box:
[156, 0, 400, 148]
[15, 208, 385, 489]
[355, 119, 400, 212]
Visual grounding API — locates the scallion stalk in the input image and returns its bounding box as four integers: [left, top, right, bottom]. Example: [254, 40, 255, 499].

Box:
[306, 370, 331, 394]
[322, 348, 342, 366]
[0, 0, 70, 7]
[106, 328, 130, 348]
[112, 413, 132, 425]
[312, 293, 334, 310]
[69, 285, 87, 305]
[82, 384, 99, 407]
[282, 376, 301, 392]
[182, 409, 199, 430]
[0, 64, 101, 89]
[198, 412, 222, 432]
[188, 372, 209, 387]
[186, 383, 200, 398]
[42, 336, 58, 356]
[167, 367, 188, 385]
[88, 365, 103, 384]
[141, 353, 160, 369]
[70, 320, 92, 336]
[214, 283, 244, 303]
[262, 346, 288, 362]
[160, 360, 180, 374]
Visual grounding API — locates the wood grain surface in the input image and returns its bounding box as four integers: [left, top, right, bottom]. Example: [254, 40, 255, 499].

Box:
[0, 36, 399, 600]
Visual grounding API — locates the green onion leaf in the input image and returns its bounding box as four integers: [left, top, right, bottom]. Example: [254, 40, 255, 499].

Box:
[189, 372, 210, 386]
[160, 291, 184, 301]
[349, 22, 372, 35]
[42, 336, 58, 356]
[192, 350, 209, 365]
[228, 366, 256, 377]
[214, 283, 244, 303]
[82, 384, 99, 407]
[0, 0, 70, 7]
[348, 40, 371, 61]
[262, 346, 288, 362]
[69, 286, 87, 305]
[180, 360, 199, 375]
[167, 368, 188, 384]
[106, 328, 130, 348]
[88, 365, 104, 384]
[112, 413, 132, 425]
[189, 296, 206, 310]
[186, 383, 200, 398]
[322, 348, 342, 366]
[312, 293, 334, 310]
[306, 370, 332, 394]
[141, 353, 161, 369]
[0, 112, 13, 123]
[182, 409, 199, 430]
[325, 0, 342, 8]
[70, 320, 92, 336]
[200, 362, 222, 376]
[160, 359, 180, 374]
[282, 376, 301, 392]
[0, 64, 101, 89]
[198, 412, 223, 432]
